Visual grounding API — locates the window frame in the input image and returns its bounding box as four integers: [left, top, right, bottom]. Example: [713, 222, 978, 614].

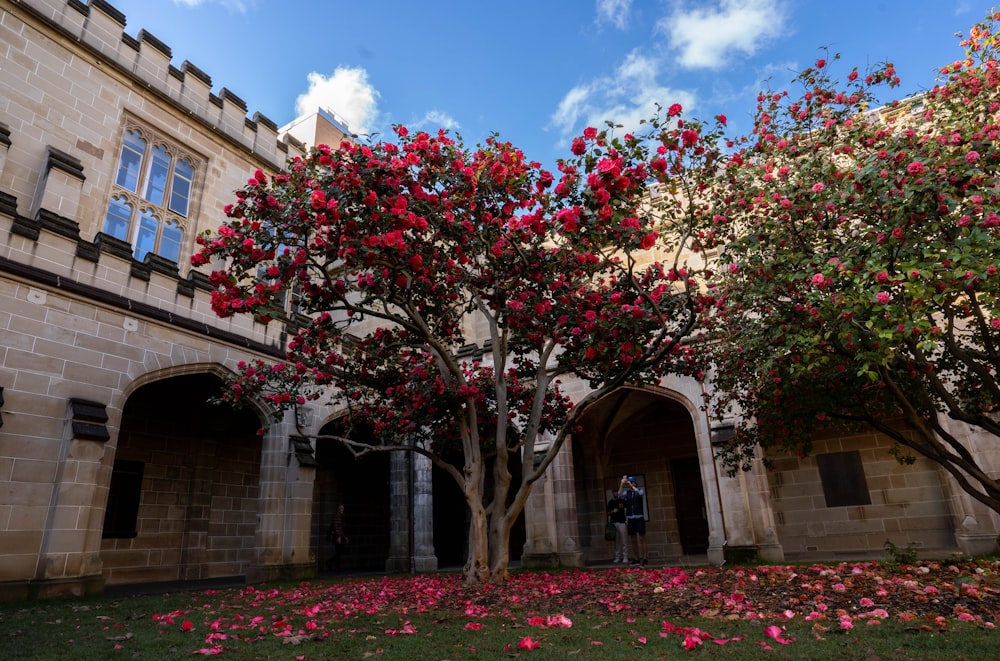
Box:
[103, 123, 200, 264]
[816, 450, 872, 508]
[102, 459, 145, 539]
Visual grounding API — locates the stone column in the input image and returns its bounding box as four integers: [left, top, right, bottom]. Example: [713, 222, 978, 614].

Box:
[938, 418, 1000, 556]
[32, 398, 113, 599]
[412, 450, 437, 571]
[709, 424, 783, 563]
[385, 451, 411, 573]
[251, 411, 316, 582]
[696, 424, 727, 566]
[744, 460, 784, 562]
[521, 435, 585, 568]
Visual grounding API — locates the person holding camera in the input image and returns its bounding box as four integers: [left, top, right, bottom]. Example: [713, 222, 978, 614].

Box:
[618, 475, 648, 567]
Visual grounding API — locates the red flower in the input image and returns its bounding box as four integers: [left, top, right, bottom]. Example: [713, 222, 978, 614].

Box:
[571, 137, 586, 156]
[583, 127, 597, 139]
[667, 103, 683, 117]
[310, 190, 326, 210]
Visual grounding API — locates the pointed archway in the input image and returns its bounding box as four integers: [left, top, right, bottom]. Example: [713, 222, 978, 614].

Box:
[572, 386, 715, 564]
[100, 373, 262, 586]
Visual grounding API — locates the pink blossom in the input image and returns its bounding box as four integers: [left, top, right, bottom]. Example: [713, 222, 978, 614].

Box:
[763, 625, 792, 644]
[811, 273, 827, 286]
[907, 161, 925, 175]
[583, 127, 597, 139]
[876, 292, 891, 304]
[966, 150, 981, 163]
[812, 183, 825, 193]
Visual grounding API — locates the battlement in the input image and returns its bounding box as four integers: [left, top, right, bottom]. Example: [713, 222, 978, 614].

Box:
[15, 0, 305, 166]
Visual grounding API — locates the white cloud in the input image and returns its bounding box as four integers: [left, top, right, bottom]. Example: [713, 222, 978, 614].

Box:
[414, 110, 461, 132]
[550, 50, 696, 145]
[171, 0, 254, 12]
[596, 0, 633, 30]
[659, 0, 786, 70]
[295, 67, 381, 137]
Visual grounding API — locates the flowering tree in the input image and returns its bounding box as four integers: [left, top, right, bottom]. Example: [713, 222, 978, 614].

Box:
[703, 13, 1000, 513]
[193, 114, 722, 583]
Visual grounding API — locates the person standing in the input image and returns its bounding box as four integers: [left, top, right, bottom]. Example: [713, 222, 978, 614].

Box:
[325, 503, 348, 571]
[607, 491, 628, 563]
[619, 475, 648, 566]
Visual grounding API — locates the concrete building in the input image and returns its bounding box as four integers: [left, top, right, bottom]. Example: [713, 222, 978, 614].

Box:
[1, 0, 997, 600]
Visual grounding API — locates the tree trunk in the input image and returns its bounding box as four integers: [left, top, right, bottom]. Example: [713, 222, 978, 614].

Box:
[488, 510, 512, 582]
[464, 498, 491, 584]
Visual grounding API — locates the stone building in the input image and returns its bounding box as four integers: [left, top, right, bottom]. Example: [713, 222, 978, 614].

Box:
[1, 0, 997, 600]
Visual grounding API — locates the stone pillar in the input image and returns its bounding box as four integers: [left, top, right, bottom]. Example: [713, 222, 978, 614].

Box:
[412, 451, 437, 571]
[521, 435, 585, 568]
[696, 425, 727, 566]
[709, 425, 783, 563]
[745, 460, 784, 562]
[385, 451, 411, 573]
[32, 398, 113, 599]
[251, 411, 316, 582]
[938, 418, 1000, 556]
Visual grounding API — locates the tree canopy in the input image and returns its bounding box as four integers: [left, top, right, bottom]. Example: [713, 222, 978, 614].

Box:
[702, 13, 1000, 513]
[193, 116, 722, 582]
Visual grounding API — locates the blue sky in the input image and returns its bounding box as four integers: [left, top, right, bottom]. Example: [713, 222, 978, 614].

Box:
[112, 0, 983, 171]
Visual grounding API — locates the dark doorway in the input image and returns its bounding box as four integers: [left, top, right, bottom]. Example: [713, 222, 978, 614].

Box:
[314, 422, 390, 572]
[433, 461, 467, 567]
[670, 458, 709, 554]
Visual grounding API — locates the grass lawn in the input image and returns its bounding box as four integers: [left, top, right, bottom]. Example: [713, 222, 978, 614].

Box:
[2, 561, 998, 659]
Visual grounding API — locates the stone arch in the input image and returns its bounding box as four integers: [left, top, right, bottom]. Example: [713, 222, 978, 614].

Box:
[120, 361, 273, 423]
[99, 367, 265, 587]
[571, 381, 724, 565]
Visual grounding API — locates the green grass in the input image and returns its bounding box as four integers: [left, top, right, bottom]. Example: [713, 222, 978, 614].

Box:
[1, 570, 998, 660]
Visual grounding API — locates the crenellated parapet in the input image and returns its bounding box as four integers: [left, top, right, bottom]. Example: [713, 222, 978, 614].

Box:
[13, 0, 303, 166]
